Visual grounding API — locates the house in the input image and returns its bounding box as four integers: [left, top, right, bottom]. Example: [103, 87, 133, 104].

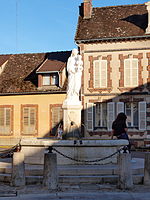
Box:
[0, 51, 71, 139]
[75, 0, 150, 147]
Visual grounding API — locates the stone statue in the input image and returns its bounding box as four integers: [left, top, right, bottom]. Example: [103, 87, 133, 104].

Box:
[65, 49, 83, 105]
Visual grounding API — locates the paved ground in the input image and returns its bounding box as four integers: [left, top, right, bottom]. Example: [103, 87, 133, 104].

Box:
[0, 184, 150, 200]
[0, 151, 148, 199]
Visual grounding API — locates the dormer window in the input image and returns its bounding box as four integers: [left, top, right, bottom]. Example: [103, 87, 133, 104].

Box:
[36, 58, 68, 90]
[42, 73, 59, 86]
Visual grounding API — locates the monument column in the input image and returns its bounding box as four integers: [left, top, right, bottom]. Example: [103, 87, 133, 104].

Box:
[62, 49, 83, 139]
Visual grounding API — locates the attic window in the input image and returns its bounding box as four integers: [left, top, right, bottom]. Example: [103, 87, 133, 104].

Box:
[42, 73, 59, 86]
[43, 75, 50, 85]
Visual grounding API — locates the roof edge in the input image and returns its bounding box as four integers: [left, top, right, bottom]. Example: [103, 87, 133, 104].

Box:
[75, 35, 150, 44]
[0, 90, 67, 97]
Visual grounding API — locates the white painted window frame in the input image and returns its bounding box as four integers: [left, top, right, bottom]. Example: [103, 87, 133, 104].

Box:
[93, 60, 107, 88]
[124, 58, 138, 87]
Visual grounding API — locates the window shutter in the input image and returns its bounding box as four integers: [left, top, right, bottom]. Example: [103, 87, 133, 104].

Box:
[51, 106, 63, 135]
[52, 107, 63, 128]
[132, 59, 138, 87]
[107, 102, 115, 131]
[23, 107, 37, 135]
[139, 102, 146, 130]
[124, 59, 131, 87]
[100, 60, 107, 88]
[117, 102, 124, 115]
[94, 61, 100, 88]
[0, 108, 4, 126]
[0, 107, 11, 135]
[86, 103, 93, 131]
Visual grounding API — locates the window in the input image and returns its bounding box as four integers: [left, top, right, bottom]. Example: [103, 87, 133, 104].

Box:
[86, 102, 115, 131]
[86, 101, 146, 131]
[42, 73, 59, 86]
[125, 102, 138, 128]
[43, 75, 50, 85]
[124, 58, 138, 87]
[94, 103, 107, 128]
[51, 74, 59, 85]
[94, 60, 107, 88]
[21, 105, 38, 135]
[50, 105, 63, 136]
[0, 106, 13, 135]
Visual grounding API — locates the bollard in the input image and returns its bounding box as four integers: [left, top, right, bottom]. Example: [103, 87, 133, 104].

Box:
[11, 152, 25, 187]
[144, 153, 150, 185]
[118, 153, 133, 190]
[43, 153, 58, 190]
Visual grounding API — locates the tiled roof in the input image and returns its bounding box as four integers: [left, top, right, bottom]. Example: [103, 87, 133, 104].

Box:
[37, 51, 71, 73]
[75, 3, 148, 42]
[0, 55, 11, 66]
[37, 59, 65, 73]
[0, 51, 71, 94]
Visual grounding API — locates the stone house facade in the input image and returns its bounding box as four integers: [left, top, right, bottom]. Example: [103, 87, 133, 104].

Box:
[75, 0, 150, 146]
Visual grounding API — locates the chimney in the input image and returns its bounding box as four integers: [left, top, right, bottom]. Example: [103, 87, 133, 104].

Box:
[145, 1, 150, 34]
[82, 0, 92, 19]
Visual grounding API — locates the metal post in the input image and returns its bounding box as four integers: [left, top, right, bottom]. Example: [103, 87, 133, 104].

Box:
[144, 153, 150, 185]
[11, 152, 25, 187]
[43, 152, 58, 190]
[118, 153, 133, 190]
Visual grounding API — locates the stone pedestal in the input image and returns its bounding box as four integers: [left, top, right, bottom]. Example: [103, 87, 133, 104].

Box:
[62, 103, 83, 139]
[43, 153, 58, 190]
[11, 152, 25, 187]
[144, 153, 150, 185]
[118, 153, 133, 190]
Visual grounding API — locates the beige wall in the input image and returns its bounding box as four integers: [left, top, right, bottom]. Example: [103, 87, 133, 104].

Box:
[79, 40, 150, 140]
[0, 93, 66, 138]
[81, 40, 150, 94]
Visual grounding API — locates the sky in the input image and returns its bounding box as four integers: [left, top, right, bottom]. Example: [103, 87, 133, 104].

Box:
[0, 0, 147, 54]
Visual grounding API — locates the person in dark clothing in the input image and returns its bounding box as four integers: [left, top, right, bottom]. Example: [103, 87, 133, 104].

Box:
[111, 112, 131, 152]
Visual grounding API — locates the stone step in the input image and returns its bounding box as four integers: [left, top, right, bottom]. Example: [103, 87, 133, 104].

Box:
[0, 163, 144, 176]
[0, 173, 143, 185]
[59, 174, 143, 185]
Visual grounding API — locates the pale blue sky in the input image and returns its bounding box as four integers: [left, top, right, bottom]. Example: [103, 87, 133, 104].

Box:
[0, 0, 146, 54]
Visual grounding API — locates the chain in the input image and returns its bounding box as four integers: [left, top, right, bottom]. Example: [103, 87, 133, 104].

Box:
[52, 146, 123, 164]
[0, 140, 21, 158]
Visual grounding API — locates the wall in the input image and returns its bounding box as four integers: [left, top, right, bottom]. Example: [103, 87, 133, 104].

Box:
[0, 93, 66, 138]
[79, 39, 150, 143]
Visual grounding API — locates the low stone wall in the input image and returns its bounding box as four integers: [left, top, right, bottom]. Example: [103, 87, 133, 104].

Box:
[51, 140, 128, 165]
[0, 138, 128, 165]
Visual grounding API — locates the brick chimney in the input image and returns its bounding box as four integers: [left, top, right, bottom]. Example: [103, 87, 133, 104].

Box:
[145, 1, 150, 34]
[82, 0, 92, 19]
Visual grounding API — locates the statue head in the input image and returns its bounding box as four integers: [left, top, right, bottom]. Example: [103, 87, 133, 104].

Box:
[71, 49, 78, 57]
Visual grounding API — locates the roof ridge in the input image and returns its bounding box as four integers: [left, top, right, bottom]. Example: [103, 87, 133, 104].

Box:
[0, 50, 72, 56]
[94, 3, 145, 9]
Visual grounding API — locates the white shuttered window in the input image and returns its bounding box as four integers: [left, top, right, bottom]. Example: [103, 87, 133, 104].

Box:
[107, 102, 115, 131]
[22, 106, 37, 135]
[124, 58, 138, 87]
[0, 107, 12, 135]
[94, 60, 107, 88]
[117, 102, 124, 115]
[86, 103, 93, 131]
[139, 102, 146, 130]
